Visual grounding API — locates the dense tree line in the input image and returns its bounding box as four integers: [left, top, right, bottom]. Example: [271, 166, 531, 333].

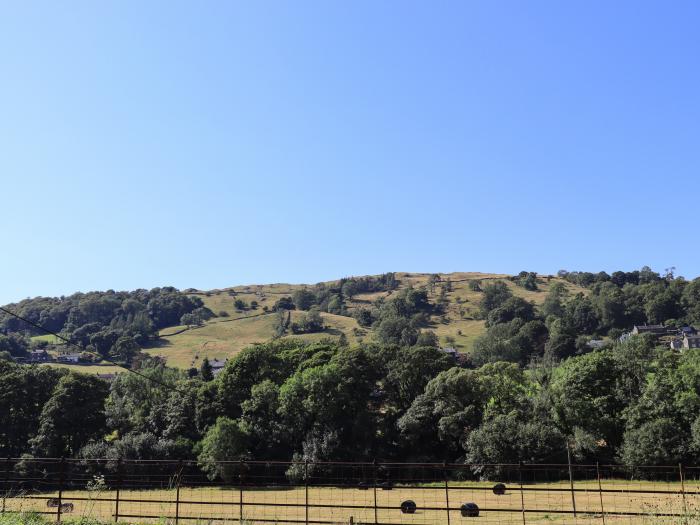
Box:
[3, 268, 700, 480]
[0, 288, 208, 362]
[2, 333, 700, 476]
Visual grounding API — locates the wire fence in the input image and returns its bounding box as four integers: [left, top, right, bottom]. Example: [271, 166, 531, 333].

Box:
[2, 458, 699, 524]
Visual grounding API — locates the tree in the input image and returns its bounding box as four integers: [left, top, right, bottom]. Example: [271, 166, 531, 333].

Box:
[198, 417, 250, 481]
[277, 348, 378, 460]
[479, 282, 513, 318]
[30, 373, 109, 457]
[216, 343, 289, 419]
[550, 351, 626, 459]
[384, 346, 454, 410]
[515, 271, 538, 291]
[291, 308, 325, 334]
[398, 368, 485, 459]
[375, 315, 418, 346]
[486, 297, 536, 327]
[0, 333, 29, 358]
[200, 357, 214, 381]
[466, 411, 565, 477]
[472, 319, 547, 366]
[682, 278, 700, 324]
[234, 299, 247, 311]
[541, 282, 568, 319]
[415, 330, 440, 348]
[292, 289, 316, 311]
[353, 308, 375, 327]
[273, 297, 295, 311]
[0, 363, 64, 456]
[241, 380, 288, 458]
[110, 335, 140, 364]
[619, 350, 700, 466]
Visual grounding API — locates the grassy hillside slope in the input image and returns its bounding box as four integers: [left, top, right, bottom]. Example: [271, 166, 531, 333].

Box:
[143, 272, 587, 369]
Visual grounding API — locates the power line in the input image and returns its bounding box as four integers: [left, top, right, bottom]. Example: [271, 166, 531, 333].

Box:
[0, 306, 185, 395]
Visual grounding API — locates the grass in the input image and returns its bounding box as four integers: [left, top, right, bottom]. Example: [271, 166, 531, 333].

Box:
[41, 364, 127, 375]
[141, 272, 588, 370]
[30, 334, 61, 344]
[3, 478, 698, 524]
[145, 311, 365, 369]
[145, 314, 281, 369]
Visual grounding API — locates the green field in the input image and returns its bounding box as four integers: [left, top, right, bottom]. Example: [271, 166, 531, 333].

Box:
[30, 334, 61, 345]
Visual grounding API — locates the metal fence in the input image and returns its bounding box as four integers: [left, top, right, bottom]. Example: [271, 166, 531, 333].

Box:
[2, 458, 699, 524]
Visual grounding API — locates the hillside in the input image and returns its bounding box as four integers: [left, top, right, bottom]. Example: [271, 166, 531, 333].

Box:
[143, 272, 587, 369]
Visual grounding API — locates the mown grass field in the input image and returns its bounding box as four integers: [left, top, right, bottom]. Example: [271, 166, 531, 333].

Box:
[5, 478, 698, 524]
[140, 272, 586, 370]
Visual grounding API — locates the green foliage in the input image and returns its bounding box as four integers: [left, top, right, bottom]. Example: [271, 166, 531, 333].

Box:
[0, 334, 29, 358]
[4, 268, 700, 470]
[0, 362, 65, 456]
[30, 373, 109, 457]
[384, 346, 454, 410]
[273, 296, 295, 311]
[198, 417, 250, 481]
[514, 271, 538, 291]
[472, 319, 547, 366]
[466, 411, 566, 475]
[292, 289, 316, 310]
[291, 308, 325, 334]
[479, 281, 513, 318]
[398, 367, 485, 459]
[200, 357, 214, 381]
[486, 297, 535, 327]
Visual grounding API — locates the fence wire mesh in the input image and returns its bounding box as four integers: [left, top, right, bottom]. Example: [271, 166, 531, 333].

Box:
[1, 458, 698, 524]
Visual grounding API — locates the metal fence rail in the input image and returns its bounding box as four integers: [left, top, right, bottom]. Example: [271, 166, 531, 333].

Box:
[2, 458, 699, 524]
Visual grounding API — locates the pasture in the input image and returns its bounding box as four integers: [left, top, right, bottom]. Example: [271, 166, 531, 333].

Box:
[5, 478, 698, 524]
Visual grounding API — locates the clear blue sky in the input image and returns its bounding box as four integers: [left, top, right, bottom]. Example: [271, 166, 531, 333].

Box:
[2, 1, 699, 304]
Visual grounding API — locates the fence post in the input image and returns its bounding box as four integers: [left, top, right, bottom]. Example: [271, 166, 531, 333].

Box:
[174, 460, 182, 525]
[2, 457, 9, 515]
[679, 463, 688, 518]
[304, 460, 309, 525]
[443, 462, 451, 525]
[57, 458, 65, 524]
[596, 462, 606, 525]
[239, 460, 244, 524]
[114, 459, 122, 523]
[372, 460, 378, 525]
[566, 441, 577, 518]
[518, 462, 526, 525]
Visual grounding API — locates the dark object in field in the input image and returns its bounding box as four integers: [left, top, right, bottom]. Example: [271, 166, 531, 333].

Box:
[400, 500, 417, 514]
[46, 499, 74, 513]
[492, 482, 506, 495]
[379, 481, 393, 490]
[460, 502, 479, 517]
[358, 481, 369, 490]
